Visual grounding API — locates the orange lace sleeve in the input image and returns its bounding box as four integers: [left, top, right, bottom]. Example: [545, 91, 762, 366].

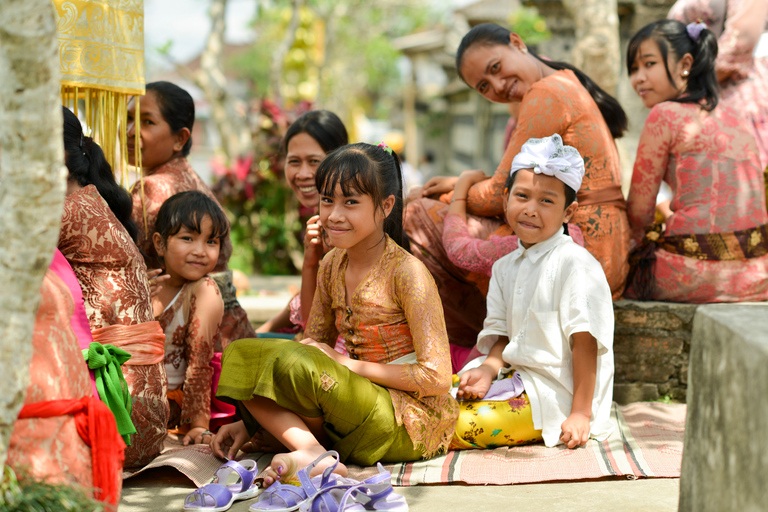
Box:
[466, 79, 570, 217]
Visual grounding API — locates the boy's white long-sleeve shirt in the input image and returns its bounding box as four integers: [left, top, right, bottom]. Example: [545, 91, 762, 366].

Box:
[477, 228, 615, 447]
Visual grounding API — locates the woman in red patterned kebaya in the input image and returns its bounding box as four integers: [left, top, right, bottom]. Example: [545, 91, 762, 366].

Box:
[152, 191, 228, 446]
[625, 20, 768, 302]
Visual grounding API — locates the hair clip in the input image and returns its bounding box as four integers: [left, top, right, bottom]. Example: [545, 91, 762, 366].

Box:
[377, 142, 394, 156]
[686, 21, 707, 43]
[79, 132, 84, 149]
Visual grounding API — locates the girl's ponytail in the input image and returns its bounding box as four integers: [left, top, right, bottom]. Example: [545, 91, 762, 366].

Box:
[455, 23, 628, 139]
[627, 20, 719, 111]
[379, 146, 410, 252]
[62, 107, 139, 242]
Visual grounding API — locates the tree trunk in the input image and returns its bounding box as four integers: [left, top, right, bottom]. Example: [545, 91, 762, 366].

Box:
[270, 0, 306, 106]
[0, 0, 67, 470]
[562, 0, 621, 96]
[194, 0, 251, 161]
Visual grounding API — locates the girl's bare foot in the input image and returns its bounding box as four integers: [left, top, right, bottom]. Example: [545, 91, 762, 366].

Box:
[263, 445, 347, 487]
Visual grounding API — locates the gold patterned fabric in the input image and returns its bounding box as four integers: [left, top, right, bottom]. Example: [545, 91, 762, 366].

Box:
[306, 236, 459, 458]
[54, 0, 145, 180]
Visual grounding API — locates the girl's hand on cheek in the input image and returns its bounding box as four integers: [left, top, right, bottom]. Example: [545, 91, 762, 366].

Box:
[303, 215, 326, 268]
[560, 412, 591, 449]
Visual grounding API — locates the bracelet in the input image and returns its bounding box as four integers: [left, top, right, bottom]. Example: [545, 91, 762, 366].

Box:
[451, 197, 467, 203]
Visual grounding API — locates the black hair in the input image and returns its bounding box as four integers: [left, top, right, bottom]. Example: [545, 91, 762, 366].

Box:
[154, 191, 229, 245]
[455, 23, 628, 139]
[626, 20, 718, 111]
[145, 81, 195, 156]
[315, 143, 410, 251]
[282, 110, 349, 154]
[62, 107, 139, 242]
[504, 169, 577, 207]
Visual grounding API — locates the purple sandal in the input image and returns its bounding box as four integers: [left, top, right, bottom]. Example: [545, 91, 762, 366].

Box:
[184, 459, 261, 511]
[299, 463, 408, 512]
[249, 451, 356, 512]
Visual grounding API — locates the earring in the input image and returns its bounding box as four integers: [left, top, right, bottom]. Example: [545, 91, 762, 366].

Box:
[682, 70, 689, 76]
[521, 47, 528, 54]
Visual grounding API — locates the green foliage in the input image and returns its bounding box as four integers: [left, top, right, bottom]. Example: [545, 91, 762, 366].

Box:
[212, 100, 312, 275]
[0, 466, 104, 512]
[508, 7, 551, 46]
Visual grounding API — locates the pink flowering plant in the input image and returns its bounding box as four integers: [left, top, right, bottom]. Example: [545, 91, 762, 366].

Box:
[212, 99, 314, 275]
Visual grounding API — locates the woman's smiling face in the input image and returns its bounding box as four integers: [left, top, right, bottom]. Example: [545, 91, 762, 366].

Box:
[285, 132, 327, 209]
[459, 35, 542, 104]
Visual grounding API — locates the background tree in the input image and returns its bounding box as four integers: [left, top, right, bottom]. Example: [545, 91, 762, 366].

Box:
[0, 0, 66, 469]
[562, 0, 621, 95]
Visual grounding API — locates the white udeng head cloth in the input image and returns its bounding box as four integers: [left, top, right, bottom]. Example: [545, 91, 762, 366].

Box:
[510, 134, 585, 193]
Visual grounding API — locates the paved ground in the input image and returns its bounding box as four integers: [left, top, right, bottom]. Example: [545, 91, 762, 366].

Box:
[120, 467, 680, 512]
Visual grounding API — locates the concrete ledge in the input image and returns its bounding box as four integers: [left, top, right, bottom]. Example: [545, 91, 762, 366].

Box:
[679, 303, 768, 511]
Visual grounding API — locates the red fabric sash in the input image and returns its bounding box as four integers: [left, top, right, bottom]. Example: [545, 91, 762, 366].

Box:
[18, 396, 126, 508]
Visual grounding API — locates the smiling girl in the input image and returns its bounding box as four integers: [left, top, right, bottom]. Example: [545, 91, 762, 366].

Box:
[129, 81, 255, 347]
[152, 191, 229, 445]
[212, 143, 457, 485]
[625, 20, 768, 302]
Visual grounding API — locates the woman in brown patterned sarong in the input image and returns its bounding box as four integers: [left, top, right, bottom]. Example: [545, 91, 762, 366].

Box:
[406, 24, 631, 355]
[58, 107, 169, 468]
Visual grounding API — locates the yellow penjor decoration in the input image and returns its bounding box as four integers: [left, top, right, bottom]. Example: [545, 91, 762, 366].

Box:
[53, 0, 145, 185]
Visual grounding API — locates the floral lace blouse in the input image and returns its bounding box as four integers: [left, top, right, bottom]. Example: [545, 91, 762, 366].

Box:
[131, 156, 232, 272]
[305, 236, 459, 458]
[58, 185, 154, 329]
[156, 277, 223, 427]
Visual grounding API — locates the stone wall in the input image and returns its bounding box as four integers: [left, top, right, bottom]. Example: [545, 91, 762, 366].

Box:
[612, 300, 698, 404]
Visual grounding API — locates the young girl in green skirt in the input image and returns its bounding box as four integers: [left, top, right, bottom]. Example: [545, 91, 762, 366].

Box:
[211, 143, 458, 484]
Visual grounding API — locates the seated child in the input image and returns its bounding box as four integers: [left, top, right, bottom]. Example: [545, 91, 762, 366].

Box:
[211, 143, 457, 485]
[152, 191, 229, 445]
[453, 134, 615, 449]
[443, 169, 586, 284]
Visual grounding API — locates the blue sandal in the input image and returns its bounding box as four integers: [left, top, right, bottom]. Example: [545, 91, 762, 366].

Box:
[184, 459, 261, 511]
[249, 451, 356, 512]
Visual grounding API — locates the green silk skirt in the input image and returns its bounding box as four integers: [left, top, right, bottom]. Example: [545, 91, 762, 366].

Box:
[216, 338, 422, 466]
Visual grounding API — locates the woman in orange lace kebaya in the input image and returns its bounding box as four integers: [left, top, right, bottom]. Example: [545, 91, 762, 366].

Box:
[625, 20, 768, 302]
[58, 107, 169, 468]
[212, 144, 457, 484]
[405, 23, 630, 352]
[128, 81, 255, 347]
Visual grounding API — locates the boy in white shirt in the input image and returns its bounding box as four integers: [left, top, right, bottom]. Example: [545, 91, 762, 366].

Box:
[454, 134, 614, 449]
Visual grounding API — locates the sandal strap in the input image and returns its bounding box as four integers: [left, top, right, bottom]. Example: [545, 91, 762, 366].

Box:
[257, 481, 306, 508]
[297, 450, 340, 494]
[186, 483, 233, 508]
[215, 459, 255, 494]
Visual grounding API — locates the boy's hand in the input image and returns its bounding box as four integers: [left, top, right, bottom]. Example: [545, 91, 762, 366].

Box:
[457, 365, 495, 400]
[560, 412, 591, 448]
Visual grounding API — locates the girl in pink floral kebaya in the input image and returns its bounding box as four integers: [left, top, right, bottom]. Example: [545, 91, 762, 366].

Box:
[625, 19, 768, 302]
